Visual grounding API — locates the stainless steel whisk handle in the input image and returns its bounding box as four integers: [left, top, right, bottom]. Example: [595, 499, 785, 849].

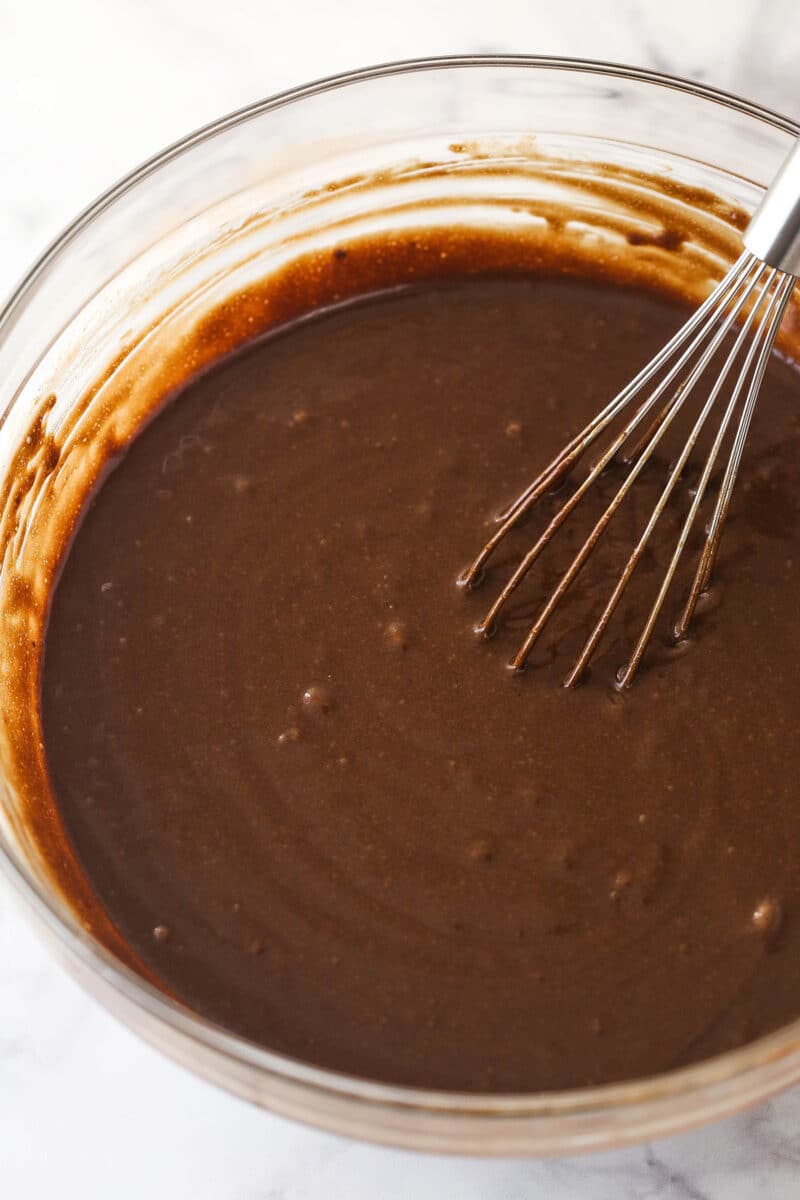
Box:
[744, 139, 800, 275]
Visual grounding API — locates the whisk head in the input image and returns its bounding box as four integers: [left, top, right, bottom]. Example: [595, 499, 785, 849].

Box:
[460, 250, 797, 687]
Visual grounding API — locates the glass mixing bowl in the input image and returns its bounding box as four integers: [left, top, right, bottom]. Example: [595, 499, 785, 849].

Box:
[1, 56, 799, 1156]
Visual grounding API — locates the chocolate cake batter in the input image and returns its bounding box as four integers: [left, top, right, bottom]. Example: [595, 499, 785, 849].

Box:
[40, 266, 800, 1094]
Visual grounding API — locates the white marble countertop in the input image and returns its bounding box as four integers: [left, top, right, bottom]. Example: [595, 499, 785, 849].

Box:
[3, 1, 800, 1195]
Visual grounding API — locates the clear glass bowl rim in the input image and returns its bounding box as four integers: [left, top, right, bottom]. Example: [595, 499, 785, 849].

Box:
[2, 53, 800, 1139]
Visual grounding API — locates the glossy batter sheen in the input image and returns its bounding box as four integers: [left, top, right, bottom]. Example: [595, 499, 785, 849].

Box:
[41, 274, 800, 1093]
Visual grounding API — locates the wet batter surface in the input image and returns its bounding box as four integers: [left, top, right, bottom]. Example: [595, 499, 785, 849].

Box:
[42, 275, 800, 1092]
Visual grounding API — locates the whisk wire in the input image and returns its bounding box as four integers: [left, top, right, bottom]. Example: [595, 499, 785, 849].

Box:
[672, 272, 796, 645]
[473, 258, 767, 637]
[461, 251, 756, 585]
[601, 271, 788, 686]
[500, 258, 769, 667]
[563, 267, 780, 686]
[464, 250, 797, 684]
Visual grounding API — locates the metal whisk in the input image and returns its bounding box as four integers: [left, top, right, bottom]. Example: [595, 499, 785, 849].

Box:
[461, 139, 800, 687]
